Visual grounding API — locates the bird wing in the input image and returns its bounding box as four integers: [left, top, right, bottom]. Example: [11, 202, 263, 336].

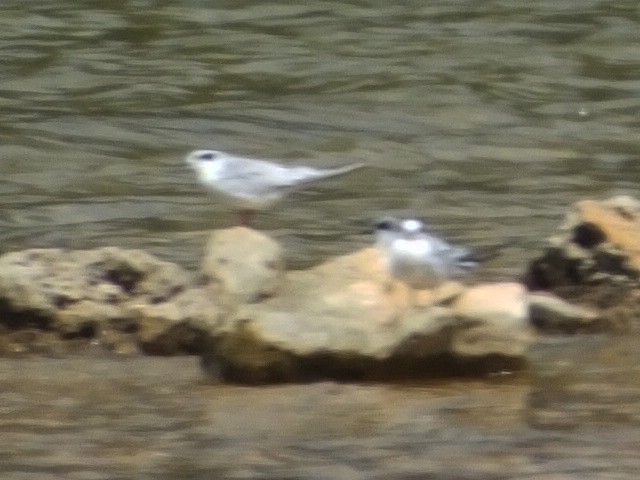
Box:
[216, 156, 296, 196]
[221, 156, 363, 194]
[423, 234, 474, 266]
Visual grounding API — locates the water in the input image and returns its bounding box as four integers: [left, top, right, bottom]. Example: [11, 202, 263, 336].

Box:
[2, 0, 639, 272]
[3, 337, 640, 479]
[2, 1, 640, 477]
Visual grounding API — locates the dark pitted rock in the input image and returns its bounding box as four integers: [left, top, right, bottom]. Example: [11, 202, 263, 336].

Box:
[525, 196, 640, 331]
[201, 248, 534, 383]
[202, 227, 284, 304]
[0, 247, 225, 354]
[526, 196, 640, 290]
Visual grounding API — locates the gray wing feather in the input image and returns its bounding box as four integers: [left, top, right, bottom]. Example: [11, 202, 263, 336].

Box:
[221, 157, 363, 195]
[428, 235, 477, 273]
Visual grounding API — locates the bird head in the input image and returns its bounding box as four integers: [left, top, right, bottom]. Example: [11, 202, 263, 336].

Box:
[185, 149, 222, 170]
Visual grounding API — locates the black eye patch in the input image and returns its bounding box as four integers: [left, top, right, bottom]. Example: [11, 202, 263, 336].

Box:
[199, 152, 215, 161]
[375, 220, 396, 231]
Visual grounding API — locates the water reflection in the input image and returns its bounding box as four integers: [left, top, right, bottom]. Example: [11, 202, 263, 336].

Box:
[3, 341, 640, 478]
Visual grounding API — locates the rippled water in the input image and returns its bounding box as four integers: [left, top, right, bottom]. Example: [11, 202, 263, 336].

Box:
[4, 337, 640, 479]
[2, 0, 639, 272]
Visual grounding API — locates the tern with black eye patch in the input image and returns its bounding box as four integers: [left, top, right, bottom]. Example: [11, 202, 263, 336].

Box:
[375, 217, 478, 289]
[185, 149, 364, 226]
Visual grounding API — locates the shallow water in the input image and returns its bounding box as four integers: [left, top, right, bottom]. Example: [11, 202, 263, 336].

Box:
[3, 336, 640, 479]
[2, 0, 639, 273]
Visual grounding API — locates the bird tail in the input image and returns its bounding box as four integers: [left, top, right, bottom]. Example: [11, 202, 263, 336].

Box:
[322, 162, 366, 178]
[285, 162, 365, 186]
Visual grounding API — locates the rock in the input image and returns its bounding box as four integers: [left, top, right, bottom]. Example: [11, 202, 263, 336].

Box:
[525, 196, 640, 331]
[0, 237, 535, 382]
[414, 281, 467, 308]
[0, 247, 225, 355]
[577, 196, 640, 270]
[526, 196, 640, 290]
[133, 285, 227, 355]
[451, 283, 534, 358]
[202, 227, 284, 304]
[201, 250, 534, 383]
[528, 292, 602, 333]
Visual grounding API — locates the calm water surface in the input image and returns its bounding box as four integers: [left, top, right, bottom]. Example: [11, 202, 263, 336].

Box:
[2, 1, 640, 477]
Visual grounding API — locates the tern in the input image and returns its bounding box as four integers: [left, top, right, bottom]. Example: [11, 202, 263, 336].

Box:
[185, 149, 364, 225]
[375, 217, 477, 289]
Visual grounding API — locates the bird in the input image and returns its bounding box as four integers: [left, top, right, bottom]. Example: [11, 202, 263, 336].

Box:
[185, 149, 364, 226]
[374, 217, 478, 289]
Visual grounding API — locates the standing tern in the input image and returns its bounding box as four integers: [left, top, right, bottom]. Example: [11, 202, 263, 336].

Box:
[185, 149, 364, 225]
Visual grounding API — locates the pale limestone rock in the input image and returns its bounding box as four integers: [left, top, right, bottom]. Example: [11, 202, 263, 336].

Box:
[528, 292, 601, 332]
[0, 237, 535, 382]
[575, 196, 640, 271]
[451, 283, 534, 358]
[203, 227, 284, 304]
[132, 285, 226, 354]
[205, 250, 534, 383]
[0, 247, 224, 354]
[413, 280, 466, 308]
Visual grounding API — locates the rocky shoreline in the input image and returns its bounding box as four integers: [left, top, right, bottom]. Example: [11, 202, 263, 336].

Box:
[2, 196, 639, 383]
